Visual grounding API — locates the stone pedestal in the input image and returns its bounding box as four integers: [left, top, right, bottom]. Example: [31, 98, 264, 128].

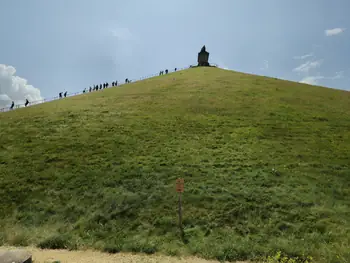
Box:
[0, 249, 32, 263]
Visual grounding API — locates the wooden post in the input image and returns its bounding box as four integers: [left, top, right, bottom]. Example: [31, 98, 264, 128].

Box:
[178, 192, 184, 238]
[176, 178, 185, 240]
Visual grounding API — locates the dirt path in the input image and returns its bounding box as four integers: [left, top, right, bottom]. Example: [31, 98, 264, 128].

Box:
[2, 247, 248, 263]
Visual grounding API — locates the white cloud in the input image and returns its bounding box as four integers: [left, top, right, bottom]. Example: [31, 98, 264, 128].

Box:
[109, 27, 133, 40]
[293, 60, 323, 74]
[218, 63, 231, 70]
[325, 28, 346, 36]
[300, 76, 324, 85]
[260, 60, 269, 70]
[299, 71, 345, 86]
[330, 71, 344, 80]
[0, 64, 42, 108]
[294, 53, 314, 60]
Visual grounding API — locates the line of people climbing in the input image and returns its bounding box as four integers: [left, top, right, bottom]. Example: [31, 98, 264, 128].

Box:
[83, 78, 134, 94]
[5, 67, 180, 111]
[159, 68, 177, 76]
[9, 99, 29, 110]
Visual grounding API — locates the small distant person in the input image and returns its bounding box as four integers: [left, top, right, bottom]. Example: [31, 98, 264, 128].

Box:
[25, 99, 29, 107]
[112, 81, 115, 87]
[165, 69, 168, 74]
[125, 78, 128, 84]
[159, 71, 162, 76]
[83, 88, 86, 93]
[100, 84, 102, 90]
[106, 82, 109, 88]
[59, 92, 62, 98]
[89, 87, 92, 92]
[115, 80, 118, 86]
[10, 101, 14, 110]
[175, 68, 177, 72]
[64, 91, 67, 98]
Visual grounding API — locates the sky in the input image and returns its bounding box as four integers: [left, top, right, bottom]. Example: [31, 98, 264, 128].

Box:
[0, 0, 349, 108]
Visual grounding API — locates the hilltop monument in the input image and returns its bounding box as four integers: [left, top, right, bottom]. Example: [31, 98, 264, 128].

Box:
[197, 45, 210, 67]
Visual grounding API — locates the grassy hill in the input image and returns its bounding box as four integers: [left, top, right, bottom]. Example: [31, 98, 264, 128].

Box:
[0, 67, 349, 262]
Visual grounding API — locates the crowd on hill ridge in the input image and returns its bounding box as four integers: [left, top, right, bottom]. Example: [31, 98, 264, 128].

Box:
[3, 67, 180, 111]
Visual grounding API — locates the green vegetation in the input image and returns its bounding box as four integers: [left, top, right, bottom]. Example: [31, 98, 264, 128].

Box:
[0, 67, 349, 262]
[263, 251, 313, 263]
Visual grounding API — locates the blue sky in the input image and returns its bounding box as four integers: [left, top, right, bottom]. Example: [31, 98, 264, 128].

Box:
[0, 0, 349, 107]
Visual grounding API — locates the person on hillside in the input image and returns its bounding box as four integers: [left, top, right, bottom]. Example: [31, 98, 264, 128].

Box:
[115, 80, 118, 86]
[125, 78, 128, 84]
[112, 81, 115, 87]
[100, 84, 102, 90]
[89, 87, 92, 92]
[10, 101, 14, 110]
[25, 99, 29, 107]
[175, 68, 177, 72]
[83, 88, 86, 93]
[106, 82, 109, 88]
[165, 69, 168, 74]
[64, 91, 67, 98]
[59, 92, 62, 98]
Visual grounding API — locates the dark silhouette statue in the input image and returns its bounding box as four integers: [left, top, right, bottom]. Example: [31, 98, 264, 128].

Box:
[197, 45, 210, 67]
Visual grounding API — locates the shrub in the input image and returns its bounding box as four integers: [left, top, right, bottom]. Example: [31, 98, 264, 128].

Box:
[264, 251, 313, 263]
[37, 235, 69, 249]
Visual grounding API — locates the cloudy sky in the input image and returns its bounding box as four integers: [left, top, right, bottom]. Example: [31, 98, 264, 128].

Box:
[0, 0, 349, 108]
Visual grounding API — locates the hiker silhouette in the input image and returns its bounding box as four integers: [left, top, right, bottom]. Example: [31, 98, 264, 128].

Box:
[25, 99, 29, 107]
[10, 101, 14, 110]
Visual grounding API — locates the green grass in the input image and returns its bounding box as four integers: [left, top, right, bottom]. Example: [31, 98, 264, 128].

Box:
[0, 67, 349, 262]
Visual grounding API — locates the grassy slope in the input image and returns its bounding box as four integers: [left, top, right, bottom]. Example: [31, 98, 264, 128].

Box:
[0, 67, 349, 262]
